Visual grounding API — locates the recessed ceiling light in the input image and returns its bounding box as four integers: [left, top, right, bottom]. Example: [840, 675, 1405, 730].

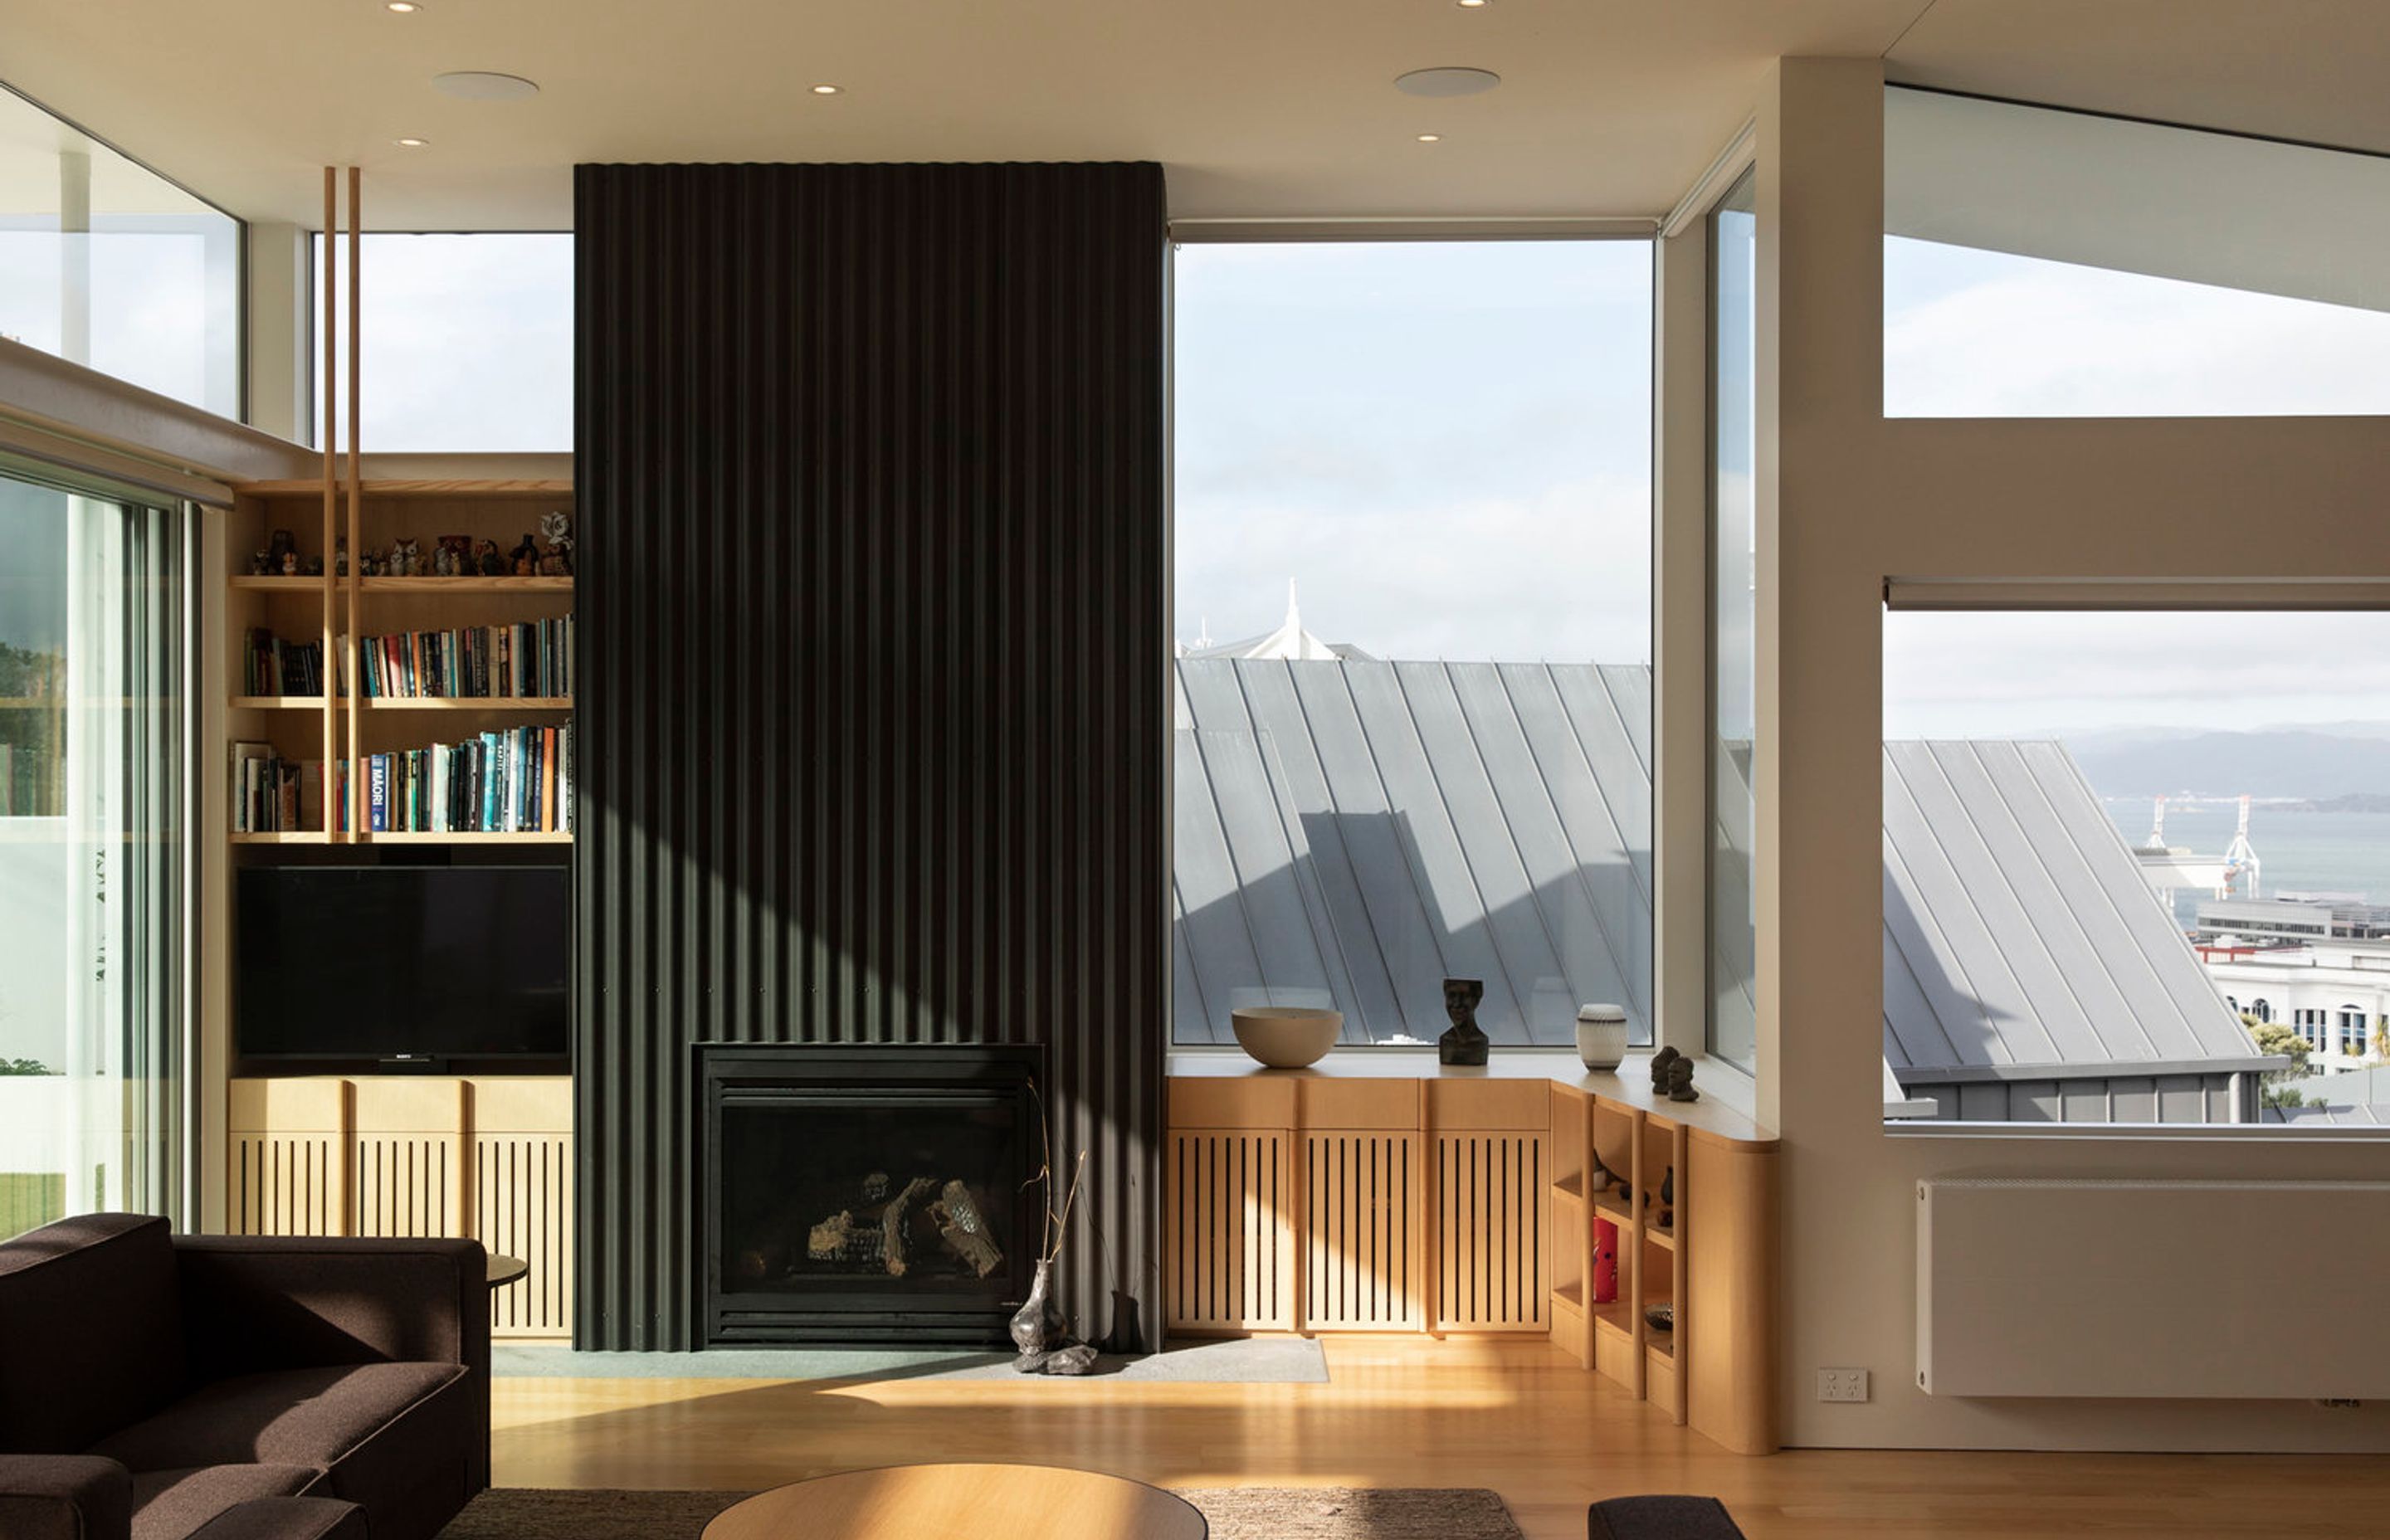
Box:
[1417, 134, 1443, 143]
[385, 1, 422, 11]
[1394, 66, 1501, 97]
[432, 71, 541, 102]
[811, 84, 841, 95]
[395, 137, 428, 148]
[1456, 0, 1490, 7]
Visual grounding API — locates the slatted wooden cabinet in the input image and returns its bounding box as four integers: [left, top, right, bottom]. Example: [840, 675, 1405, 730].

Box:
[1167, 1075, 1544, 1338]
[228, 1075, 573, 1338]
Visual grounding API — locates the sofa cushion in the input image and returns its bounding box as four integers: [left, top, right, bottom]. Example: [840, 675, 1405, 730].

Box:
[129, 1464, 319, 1540]
[93, 1362, 462, 1474]
[183, 1496, 368, 1540]
[0, 1213, 185, 1453]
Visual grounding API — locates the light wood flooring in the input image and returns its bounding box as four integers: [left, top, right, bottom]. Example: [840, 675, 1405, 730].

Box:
[492, 1336, 2379, 1539]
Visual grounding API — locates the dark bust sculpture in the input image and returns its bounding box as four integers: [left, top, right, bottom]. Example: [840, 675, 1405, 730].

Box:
[1438, 977, 1489, 1066]
[1649, 1044, 1681, 1091]
[1666, 1056, 1700, 1103]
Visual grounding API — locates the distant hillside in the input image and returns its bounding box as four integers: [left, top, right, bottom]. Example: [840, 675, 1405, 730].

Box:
[2063, 729, 2390, 802]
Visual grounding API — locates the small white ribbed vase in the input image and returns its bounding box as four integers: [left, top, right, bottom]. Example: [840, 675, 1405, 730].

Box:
[1575, 1003, 1629, 1071]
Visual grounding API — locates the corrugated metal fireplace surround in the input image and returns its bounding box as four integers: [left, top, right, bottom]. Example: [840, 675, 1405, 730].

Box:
[573, 160, 1170, 1350]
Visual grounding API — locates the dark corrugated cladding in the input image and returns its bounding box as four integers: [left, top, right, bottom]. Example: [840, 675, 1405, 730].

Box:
[573, 161, 1169, 1351]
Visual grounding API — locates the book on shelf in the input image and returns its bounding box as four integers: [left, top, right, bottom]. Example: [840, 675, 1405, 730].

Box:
[241, 628, 325, 699]
[352, 723, 573, 835]
[228, 741, 331, 833]
[355, 616, 573, 701]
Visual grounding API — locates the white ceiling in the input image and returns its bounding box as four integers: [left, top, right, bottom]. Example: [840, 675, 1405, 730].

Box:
[2, 0, 2387, 231]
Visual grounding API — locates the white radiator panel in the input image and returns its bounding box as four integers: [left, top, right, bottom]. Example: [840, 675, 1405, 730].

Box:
[1919, 1178, 2390, 1398]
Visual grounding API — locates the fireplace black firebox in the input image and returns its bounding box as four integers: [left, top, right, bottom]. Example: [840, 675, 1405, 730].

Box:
[701, 1045, 1045, 1345]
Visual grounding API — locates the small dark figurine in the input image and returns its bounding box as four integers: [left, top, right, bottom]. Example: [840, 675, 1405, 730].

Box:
[300, 554, 324, 577]
[1438, 976, 1490, 1067]
[266, 528, 296, 568]
[248, 550, 273, 576]
[511, 533, 541, 577]
[436, 535, 471, 578]
[1657, 1165, 1675, 1230]
[476, 539, 507, 577]
[1649, 1044, 1682, 1092]
[539, 509, 573, 575]
[1666, 1057, 1700, 1103]
[334, 537, 349, 578]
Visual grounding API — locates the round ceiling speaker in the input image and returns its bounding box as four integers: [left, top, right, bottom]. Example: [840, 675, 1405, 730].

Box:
[1394, 66, 1501, 98]
[432, 71, 542, 102]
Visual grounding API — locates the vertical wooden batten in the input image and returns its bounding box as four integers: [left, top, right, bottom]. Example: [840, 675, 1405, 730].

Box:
[573, 162, 1170, 1351]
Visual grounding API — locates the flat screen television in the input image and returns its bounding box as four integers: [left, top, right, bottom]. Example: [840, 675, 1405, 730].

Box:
[237, 865, 569, 1062]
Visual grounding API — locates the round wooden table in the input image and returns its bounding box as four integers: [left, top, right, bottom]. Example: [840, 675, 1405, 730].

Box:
[485, 1253, 529, 1289]
[700, 1464, 1206, 1540]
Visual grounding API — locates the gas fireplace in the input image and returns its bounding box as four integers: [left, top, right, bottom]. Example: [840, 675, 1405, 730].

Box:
[700, 1045, 1043, 1345]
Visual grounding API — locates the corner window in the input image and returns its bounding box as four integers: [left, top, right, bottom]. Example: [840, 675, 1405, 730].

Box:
[314, 232, 571, 451]
[1170, 238, 1654, 1049]
[0, 85, 240, 416]
[1885, 87, 2390, 417]
[1883, 606, 2390, 1127]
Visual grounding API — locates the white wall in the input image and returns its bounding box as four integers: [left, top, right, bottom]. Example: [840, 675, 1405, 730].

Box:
[1753, 57, 2390, 1451]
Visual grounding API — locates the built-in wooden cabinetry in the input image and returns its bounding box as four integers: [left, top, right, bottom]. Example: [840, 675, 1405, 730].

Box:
[228, 1075, 573, 1338]
[1165, 1053, 1779, 1453]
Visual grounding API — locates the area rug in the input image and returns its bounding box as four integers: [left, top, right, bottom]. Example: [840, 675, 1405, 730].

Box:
[437, 1485, 1524, 1539]
[492, 1335, 1329, 1384]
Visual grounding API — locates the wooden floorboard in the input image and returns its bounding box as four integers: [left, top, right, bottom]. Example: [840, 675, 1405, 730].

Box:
[492, 1336, 2381, 1539]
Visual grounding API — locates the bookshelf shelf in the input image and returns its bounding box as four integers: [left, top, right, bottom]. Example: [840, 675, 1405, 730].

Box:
[229, 577, 331, 592]
[364, 831, 573, 846]
[232, 696, 328, 711]
[230, 831, 330, 846]
[363, 697, 573, 712]
[237, 478, 571, 499]
[362, 577, 572, 594]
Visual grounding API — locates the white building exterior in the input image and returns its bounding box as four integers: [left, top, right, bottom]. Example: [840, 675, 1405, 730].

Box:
[2201, 938, 2390, 1075]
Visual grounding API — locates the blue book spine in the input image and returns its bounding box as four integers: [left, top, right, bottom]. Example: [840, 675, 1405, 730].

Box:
[368, 754, 388, 832]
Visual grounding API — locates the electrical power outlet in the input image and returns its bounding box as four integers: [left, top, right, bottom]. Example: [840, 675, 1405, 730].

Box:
[1816, 1368, 1871, 1403]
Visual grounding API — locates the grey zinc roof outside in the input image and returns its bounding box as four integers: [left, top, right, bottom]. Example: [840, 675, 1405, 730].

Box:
[1880, 739, 2266, 1075]
[1173, 660, 2268, 1081]
[2261, 1102, 2390, 1126]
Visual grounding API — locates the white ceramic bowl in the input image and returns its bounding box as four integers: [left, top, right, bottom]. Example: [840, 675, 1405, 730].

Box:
[1232, 1006, 1343, 1069]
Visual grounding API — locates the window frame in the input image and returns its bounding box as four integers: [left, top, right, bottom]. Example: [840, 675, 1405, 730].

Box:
[1880, 578, 2390, 1140]
[1162, 221, 1664, 1055]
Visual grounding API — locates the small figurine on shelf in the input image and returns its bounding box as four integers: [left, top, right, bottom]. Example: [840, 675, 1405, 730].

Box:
[389, 538, 422, 577]
[539, 509, 573, 575]
[510, 533, 541, 577]
[334, 537, 349, 578]
[1437, 977, 1490, 1067]
[1665, 1057, 1700, 1104]
[1649, 1045, 1681, 1094]
[1657, 1166, 1675, 1231]
[300, 554, 324, 577]
[358, 549, 383, 578]
[266, 528, 296, 570]
[476, 539, 507, 577]
[248, 550, 274, 576]
[435, 535, 471, 578]
[280, 551, 299, 576]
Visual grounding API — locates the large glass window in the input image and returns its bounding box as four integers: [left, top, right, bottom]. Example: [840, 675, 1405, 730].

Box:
[1882, 607, 2390, 1127]
[1885, 87, 2390, 417]
[1172, 239, 1653, 1049]
[0, 85, 241, 417]
[1706, 171, 1758, 1072]
[314, 232, 572, 451]
[0, 470, 188, 1237]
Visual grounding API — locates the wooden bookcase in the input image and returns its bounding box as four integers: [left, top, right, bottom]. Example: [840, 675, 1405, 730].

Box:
[224, 478, 574, 844]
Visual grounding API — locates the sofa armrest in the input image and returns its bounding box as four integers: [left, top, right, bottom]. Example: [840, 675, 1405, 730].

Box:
[173, 1235, 490, 1494]
[185, 1497, 370, 1540]
[0, 1454, 133, 1540]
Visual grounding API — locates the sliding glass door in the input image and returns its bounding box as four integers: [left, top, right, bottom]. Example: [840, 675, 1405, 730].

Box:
[0, 470, 188, 1239]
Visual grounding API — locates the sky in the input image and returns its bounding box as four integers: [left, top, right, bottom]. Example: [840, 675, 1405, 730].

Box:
[1175, 236, 2390, 746]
